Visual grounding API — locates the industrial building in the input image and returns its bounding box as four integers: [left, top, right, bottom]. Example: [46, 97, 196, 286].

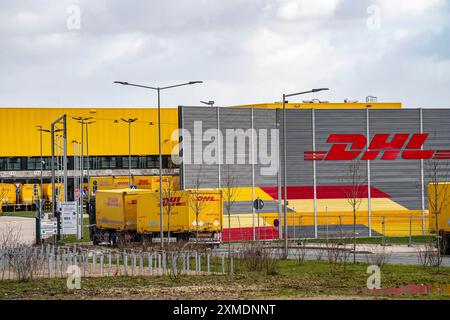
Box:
[179, 102, 450, 239]
[1, 101, 449, 239]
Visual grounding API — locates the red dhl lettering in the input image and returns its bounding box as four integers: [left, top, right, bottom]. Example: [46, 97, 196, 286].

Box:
[304, 133, 450, 161]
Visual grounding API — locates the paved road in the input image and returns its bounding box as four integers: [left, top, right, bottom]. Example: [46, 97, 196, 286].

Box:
[0, 216, 35, 245]
[286, 248, 450, 267]
[217, 244, 450, 267]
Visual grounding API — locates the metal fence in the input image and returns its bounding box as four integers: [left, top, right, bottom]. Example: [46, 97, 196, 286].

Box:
[0, 244, 233, 281]
[222, 212, 428, 242]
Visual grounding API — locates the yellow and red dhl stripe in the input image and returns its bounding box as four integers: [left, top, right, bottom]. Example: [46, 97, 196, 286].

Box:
[260, 185, 391, 200]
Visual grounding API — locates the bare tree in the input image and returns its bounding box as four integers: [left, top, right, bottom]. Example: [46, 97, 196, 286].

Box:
[425, 158, 450, 272]
[223, 165, 240, 262]
[161, 177, 177, 246]
[344, 160, 366, 263]
[188, 167, 207, 244]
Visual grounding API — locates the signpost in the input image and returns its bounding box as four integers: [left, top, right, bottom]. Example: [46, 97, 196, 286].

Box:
[60, 201, 78, 236]
[253, 198, 264, 240]
[41, 219, 57, 237]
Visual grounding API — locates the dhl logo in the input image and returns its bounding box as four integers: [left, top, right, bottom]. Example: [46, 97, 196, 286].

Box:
[106, 197, 120, 207]
[162, 197, 185, 207]
[304, 133, 450, 161]
[194, 196, 219, 202]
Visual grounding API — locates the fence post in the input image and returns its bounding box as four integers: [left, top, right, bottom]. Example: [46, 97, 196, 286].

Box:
[207, 254, 210, 274]
[162, 252, 166, 274]
[108, 253, 112, 277]
[116, 254, 120, 276]
[195, 252, 198, 273]
[230, 253, 234, 274]
[148, 253, 152, 275]
[186, 254, 190, 272]
[158, 254, 161, 275]
[83, 254, 87, 277]
[139, 254, 143, 276]
[222, 254, 225, 274]
[48, 254, 53, 278]
[100, 254, 104, 277]
[132, 253, 136, 276]
[56, 254, 60, 277]
[124, 253, 128, 276]
[171, 254, 176, 275]
[93, 252, 97, 274]
[409, 215, 413, 246]
[382, 216, 386, 246]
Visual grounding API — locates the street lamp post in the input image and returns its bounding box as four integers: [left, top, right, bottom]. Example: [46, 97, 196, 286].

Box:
[200, 100, 215, 107]
[121, 118, 138, 186]
[73, 117, 94, 239]
[281, 88, 329, 259]
[85, 121, 95, 203]
[114, 80, 203, 251]
[36, 126, 51, 245]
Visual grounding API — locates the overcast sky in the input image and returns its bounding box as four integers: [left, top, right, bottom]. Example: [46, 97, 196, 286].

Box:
[1, 0, 449, 108]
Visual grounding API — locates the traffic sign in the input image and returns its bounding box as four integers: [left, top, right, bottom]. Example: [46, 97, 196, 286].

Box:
[74, 188, 80, 200]
[253, 198, 264, 210]
[41, 219, 57, 237]
[60, 202, 77, 235]
[273, 219, 279, 227]
[130, 185, 137, 189]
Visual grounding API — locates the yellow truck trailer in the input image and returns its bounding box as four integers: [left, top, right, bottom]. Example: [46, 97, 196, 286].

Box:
[92, 188, 222, 245]
[20, 184, 41, 204]
[93, 189, 153, 244]
[428, 182, 450, 254]
[0, 183, 16, 204]
[43, 183, 64, 202]
[137, 190, 222, 242]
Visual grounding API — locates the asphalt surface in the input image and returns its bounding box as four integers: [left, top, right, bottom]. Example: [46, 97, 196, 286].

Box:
[0, 216, 35, 245]
[286, 248, 450, 267]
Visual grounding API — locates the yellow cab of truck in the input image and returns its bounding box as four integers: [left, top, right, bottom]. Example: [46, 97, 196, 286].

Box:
[95, 189, 153, 231]
[428, 182, 450, 255]
[136, 190, 223, 239]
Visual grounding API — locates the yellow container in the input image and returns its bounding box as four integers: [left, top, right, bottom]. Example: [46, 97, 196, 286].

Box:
[96, 189, 153, 231]
[134, 176, 153, 189]
[428, 182, 450, 233]
[113, 176, 130, 189]
[0, 183, 16, 204]
[43, 183, 64, 202]
[137, 190, 223, 234]
[150, 176, 180, 191]
[20, 184, 41, 204]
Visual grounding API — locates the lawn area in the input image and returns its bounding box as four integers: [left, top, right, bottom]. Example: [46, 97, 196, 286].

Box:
[0, 260, 449, 300]
[0, 211, 36, 218]
[59, 218, 91, 244]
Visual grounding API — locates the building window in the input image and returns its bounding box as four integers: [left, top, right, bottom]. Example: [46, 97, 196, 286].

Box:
[142, 156, 159, 169]
[98, 156, 117, 169]
[27, 157, 41, 170]
[122, 156, 139, 169]
[5, 158, 21, 170]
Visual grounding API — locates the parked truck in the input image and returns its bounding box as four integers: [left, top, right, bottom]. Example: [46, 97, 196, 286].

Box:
[137, 190, 222, 243]
[90, 188, 222, 246]
[92, 189, 153, 245]
[428, 182, 450, 255]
